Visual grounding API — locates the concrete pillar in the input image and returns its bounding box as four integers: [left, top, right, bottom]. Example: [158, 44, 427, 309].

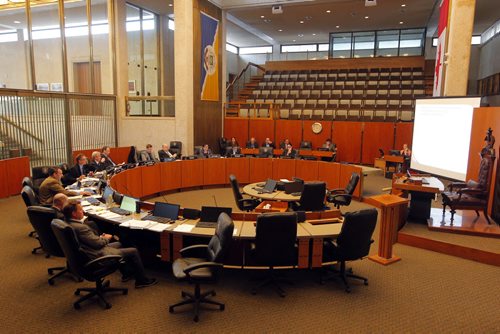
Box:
[174, 0, 195, 155]
[443, 0, 476, 96]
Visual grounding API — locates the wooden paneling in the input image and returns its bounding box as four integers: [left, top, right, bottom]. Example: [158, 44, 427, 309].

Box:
[362, 122, 395, 164]
[318, 162, 341, 190]
[295, 159, 319, 181]
[6, 156, 30, 196]
[181, 159, 204, 188]
[71, 149, 94, 163]
[109, 172, 125, 194]
[203, 158, 226, 185]
[224, 118, 249, 144]
[248, 119, 275, 145]
[265, 56, 425, 71]
[126, 167, 143, 198]
[0, 160, 9, 198]
[333, 122, 362, 163]
[272, 158, 296, 180]
[193, 0, 223, 152]
[275, 120, 302, 148]
[226, 158, 250, 184]
[160, 162, 182, 191]
[395, 123, 414, 151]
[340, 164, 363, 199]
[110, 147, 131, 164]
[302, 120, 333, 149]
[141, 164, 162, 197]
[248, 158, 273, 183]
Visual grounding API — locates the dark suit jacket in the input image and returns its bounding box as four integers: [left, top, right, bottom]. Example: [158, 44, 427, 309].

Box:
[226, 147, 241, 157]
[158, 149, 176, 161]
[101, 154, 115, 168]
[262, 142, 276, 149]
[62, 164, 89, 186]
[281, 148, 297, 158]
[88, 161, 106, 172]
[68, 219, 120, 259]
[246, 141, 259, 149]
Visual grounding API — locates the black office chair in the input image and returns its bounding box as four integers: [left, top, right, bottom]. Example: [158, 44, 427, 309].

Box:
[170, 141, 182, 158]
[22, 176, 34, 189]
[327, 172, 360, 209]
[229, 174, 260, 212]
[127, 146, 138, 163]
[51, 219, 128, 309]
[299, 141, 312, 150]
[21, 185, 42, 243]
[258, 147, 273, 158]
[27, 207, 72, 285]
[32, 166, 50, 193]
[292, 182, 327, 212]
[249, 212, 298, 297]
[321, 209, 378, 293]
[169, 213, 234, 322]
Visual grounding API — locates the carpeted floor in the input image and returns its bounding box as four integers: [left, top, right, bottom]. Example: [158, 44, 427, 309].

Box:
[1, 173, 499, 333]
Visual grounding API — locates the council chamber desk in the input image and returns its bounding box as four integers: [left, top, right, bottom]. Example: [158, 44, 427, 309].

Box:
[242, 182, 301, 202]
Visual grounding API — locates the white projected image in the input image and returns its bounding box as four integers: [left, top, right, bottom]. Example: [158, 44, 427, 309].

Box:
[411, 97, 480, 181]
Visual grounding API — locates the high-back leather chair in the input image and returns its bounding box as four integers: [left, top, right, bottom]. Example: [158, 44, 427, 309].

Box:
[250, 212, 298, 297]
[21, 185, 39, 207]
[27, 207, 69, 285]
[22, 176, 34, 189]
[32, 166, 50, 193]
[51, 219, 127, 309]
[127, 146, 138, 163]
[322, 208, 378, 292]
[442, 152, 495, 224]
[258, 146, 273, 158]
[169, 213, 234, 322]
[327, 172, 360, 209]
[112, 191, 123, 205]
[169, 141, 182, 157]
[293, 182, 327, 211]
[229, 174, 260, 212]
[299, 141, 312, 150]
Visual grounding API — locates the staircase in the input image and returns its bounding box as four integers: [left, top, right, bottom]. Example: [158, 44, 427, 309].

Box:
[235, 75, 263, 102]
[0, 130, 42, 163]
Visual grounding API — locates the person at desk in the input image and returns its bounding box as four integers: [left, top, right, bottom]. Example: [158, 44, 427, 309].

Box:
[88, 151, 106, 172]
[39, 167, 90, 205]
[199, 144, 213, 158]
[246, 137, 259, 149]
[63, 202, 158, 288]
[63, 154, 89, 186]
[279, 138, 291, 150]
[400, 143, 411, 172]
[101, 146, 115, 168]
[52, 193, 68, 220]
[321, 138, 337, 162]
[262, 137, 275, 149]
[158, 143, 177, 161]
[140, 144, 159, 162]
[226, 145, 241, 157]
[228, 137, 239, 148]
[281, 143, 297, 159]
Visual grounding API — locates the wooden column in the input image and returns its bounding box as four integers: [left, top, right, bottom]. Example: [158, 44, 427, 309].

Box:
[365, 194, 409, 265]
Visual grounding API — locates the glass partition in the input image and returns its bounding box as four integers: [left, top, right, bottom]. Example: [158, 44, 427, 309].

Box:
[330, 32, 352, 58]
[353, 31, 375, 58]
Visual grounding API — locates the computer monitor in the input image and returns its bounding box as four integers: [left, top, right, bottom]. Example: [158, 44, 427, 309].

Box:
[259, 147, 273, 158]
[389, 149, 401, 156]
[199, 206, 232, 223]
[153, 202, 180, 220]
[120, 195, 138, 212]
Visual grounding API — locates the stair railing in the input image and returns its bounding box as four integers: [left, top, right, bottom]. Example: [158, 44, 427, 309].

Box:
[226, 62, 266, 103]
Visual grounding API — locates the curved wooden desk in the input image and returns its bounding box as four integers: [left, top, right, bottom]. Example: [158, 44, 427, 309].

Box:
[242, 182, 301, 202]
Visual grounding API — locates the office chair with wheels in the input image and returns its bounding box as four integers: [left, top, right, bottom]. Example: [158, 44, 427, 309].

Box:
[32, 166, 50, 193]
[321, 208, 377, 293]
[249, 212, 298, 297]
[27, 206, 73, 285]
[169, 212, 234, 322]
[229, 174, 260, 212]
[22, 176, 34, 189]
[327, 172, 360, 209]
[292, 182, 327, 212]
[51, 219, 128, 310]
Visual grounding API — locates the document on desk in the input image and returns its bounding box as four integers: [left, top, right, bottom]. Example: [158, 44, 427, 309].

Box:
[121, 219, 153, 229]
[97, 211, 122, 219]
[173, 224, 194, 232]
[232, 228, 238, 236]
[146, 223, 173, 232]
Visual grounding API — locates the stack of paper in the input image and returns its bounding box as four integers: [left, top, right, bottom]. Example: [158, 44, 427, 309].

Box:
[173, 224, 195, 232]
[97, 211, 122, 219]
[147, 223, 173, 232]
[127, 219, 154, 229]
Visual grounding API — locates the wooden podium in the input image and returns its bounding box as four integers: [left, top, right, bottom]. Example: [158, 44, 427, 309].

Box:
[365, 194, 409, 265]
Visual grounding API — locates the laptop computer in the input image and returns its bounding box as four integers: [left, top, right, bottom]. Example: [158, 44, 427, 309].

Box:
[252, 179, 277, 193]
[99, 185, 114, 204]
[142, 202, 180, 223]
[109, 195, 137, 215]
[284, 181, 304, 195]
[196, 206, 232, 228]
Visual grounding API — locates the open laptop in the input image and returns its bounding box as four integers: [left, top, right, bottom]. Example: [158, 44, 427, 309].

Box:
[252, 178, 277, 194]
[98, 185, 114, 204]
[109, 195, 137, 215]
[196, 206, 232, 228]
[142, 202, 180, 224]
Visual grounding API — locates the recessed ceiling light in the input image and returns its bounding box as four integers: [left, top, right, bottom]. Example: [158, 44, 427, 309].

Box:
[336, 25, 340, 28]
[298, 34, 304, 37]
[299, 20, 304, 24]
[326, 10, 331, 13]
[260, 15, 265, 18]
[278, 29, 283, 32]
[293, 39, 296, 42]
[312, 33, 316, 36]
[168, 3, 172, 6]
[14, 20, 20, 24]
[401, 4, 406, 7]
[263, 19, 271, 23]
[399, 21, 404, 24]
[364, 16, 369, 19]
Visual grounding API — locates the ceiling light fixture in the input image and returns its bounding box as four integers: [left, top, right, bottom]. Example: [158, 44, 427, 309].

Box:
[299, 20, 304, 24]
[292, 39, 296, 42]
[326, 10, 331, 13]
[364, 16, 369, 19]
[336, 25, 340, 28]
[278, 29, 283, 32]
[13, 20, 20, 23]
[312, 33, 316, 36]
[168, 3, 172, 6]
[298, 34, 304, 37]
[399, 21, 404, 24]
[260, 15, 265, 18]
[401, 4, 406, 7]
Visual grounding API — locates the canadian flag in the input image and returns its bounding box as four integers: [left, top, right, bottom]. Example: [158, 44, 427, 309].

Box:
[433, 0, 449, 97]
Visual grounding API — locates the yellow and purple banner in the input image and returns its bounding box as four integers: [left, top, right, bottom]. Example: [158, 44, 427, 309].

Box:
[200, 11, 219, 101]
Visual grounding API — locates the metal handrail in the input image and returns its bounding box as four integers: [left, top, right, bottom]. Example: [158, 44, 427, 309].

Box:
[0, 116, 43, 144]
[226, 62, 266, 103]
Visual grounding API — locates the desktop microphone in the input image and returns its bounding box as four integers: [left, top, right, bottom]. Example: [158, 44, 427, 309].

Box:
[212, 195, 218, 207]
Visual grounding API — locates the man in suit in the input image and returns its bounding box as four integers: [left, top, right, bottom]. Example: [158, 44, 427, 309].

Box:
[63, 202, 157, 288]
[281, 143, 297, 159]
[158, 143, 177, 161]
[246, 137, 259, 149]
[226, 145, 241, 157]
[63, 154, 89, 186]
[39, 167, 89, 205]
[199, 144, 213, 158]
[88, 151, 106, 172]
[140, 144, 159, 162]
[262, 137, 275, 149]
[101, 146, 116, 168]
[280, 138, 291, 150]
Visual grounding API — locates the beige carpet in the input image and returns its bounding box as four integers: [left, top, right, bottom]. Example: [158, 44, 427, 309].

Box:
[1, 174, 499, 333]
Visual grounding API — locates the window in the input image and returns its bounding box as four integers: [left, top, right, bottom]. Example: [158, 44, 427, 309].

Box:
[433, 35, 482, 46]
[281, 44, 317, 53]
[330, 33, 352, 58]
[239, 46, 272, 54]
[353, 31, 375, 58]
[318, 43, 329, 52]
[226, 43, 238, 54]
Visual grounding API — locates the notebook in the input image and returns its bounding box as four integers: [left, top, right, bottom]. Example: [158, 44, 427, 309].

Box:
[253, 179, 277, 193]
[196, 206, 232, 228]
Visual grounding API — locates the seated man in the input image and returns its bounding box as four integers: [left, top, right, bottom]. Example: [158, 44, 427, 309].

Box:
[199, 144, 213, 158]
[158, 143, 178, 161]
[101, 146, 116, 168]
[63, 154, 89, 186]
[321, 138, 337, 162]
[88, 151, 106, 172]
[262, 137, 275, 149]
[280, 138, 291, 150]
[246, 137, 259, 149]
[281, 143, 297, 159]
[39, 167, 89, 205]
[63, 202, 157, 288]
[226, 145, 241, 157]
[140, 144, 159, 162]
[52, 193, 68, 220]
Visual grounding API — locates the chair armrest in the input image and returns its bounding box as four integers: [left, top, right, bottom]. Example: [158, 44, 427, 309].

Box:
[457, 188, 485, 196]
[179, 244, 209, 257]
[84, 255, 123, 270]
[328, 188, 345, 195]
[447, 182, 467, 191]
[327, 193, 352, 203]
[183, 261, 223, 276]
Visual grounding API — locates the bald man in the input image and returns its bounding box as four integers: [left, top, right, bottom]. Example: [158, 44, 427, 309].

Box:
[52, 193, 68, 220]
[158, 143, 177, 161]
